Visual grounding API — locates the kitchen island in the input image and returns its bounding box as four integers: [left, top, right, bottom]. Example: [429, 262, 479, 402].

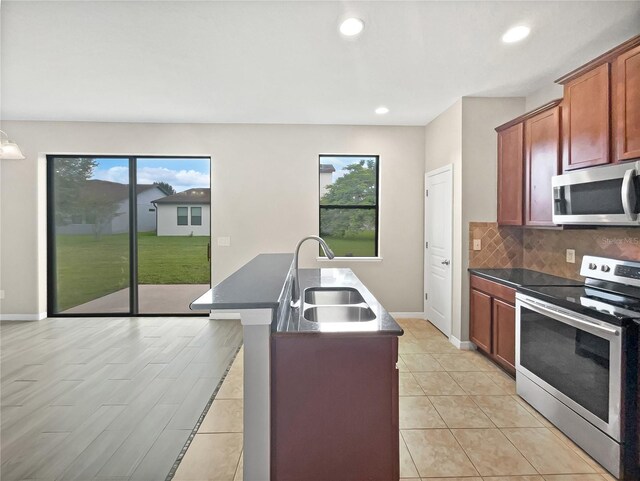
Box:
[191, 253, 403, 481]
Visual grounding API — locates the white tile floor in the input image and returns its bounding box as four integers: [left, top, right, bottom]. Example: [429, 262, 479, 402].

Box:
[174, 318, 617, 481]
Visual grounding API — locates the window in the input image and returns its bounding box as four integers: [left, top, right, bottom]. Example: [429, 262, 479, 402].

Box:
[319, 155, 379, 257]
[191, 206, 202, 226]
[177, 206, 188, 225]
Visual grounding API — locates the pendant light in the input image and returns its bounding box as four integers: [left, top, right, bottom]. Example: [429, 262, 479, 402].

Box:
[0, 130, 25, 160]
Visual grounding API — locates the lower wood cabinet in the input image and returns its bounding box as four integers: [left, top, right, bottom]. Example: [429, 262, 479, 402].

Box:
[470, 275, 516, 374]
[492, 298, 516, 371]
[470, 288, 492, 352]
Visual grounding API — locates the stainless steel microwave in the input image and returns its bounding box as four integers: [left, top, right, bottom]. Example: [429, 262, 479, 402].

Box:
[552, 161, 640, 226]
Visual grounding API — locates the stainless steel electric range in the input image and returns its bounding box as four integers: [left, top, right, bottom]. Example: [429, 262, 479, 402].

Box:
[516, 255, 640, 479]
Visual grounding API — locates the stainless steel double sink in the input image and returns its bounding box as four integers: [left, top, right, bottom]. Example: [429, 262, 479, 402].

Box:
[302, 287, 376, 323]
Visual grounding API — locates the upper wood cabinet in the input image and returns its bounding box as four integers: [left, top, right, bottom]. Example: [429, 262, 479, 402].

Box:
[561, 63, 611, 171]
[497, 123, 524, 225]
[614, 44, 640, 162]
[555, 34, 640, 169]
[496, 100, 561, 227]
[524, 106, 561, 226]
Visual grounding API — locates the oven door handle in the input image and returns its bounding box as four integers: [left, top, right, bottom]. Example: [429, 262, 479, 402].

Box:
[622, 167, 638, 221]
[519, 297, 620, 337]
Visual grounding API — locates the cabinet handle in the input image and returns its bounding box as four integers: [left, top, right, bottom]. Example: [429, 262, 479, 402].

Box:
[441, 260, 450, 266]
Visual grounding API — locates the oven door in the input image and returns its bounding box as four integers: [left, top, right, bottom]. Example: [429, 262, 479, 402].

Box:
[552, 161, 640, 225]
[516, 293, 624, 441]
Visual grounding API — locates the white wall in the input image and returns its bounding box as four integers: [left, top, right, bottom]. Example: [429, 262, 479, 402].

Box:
[137, 186, 166, 232]
[424, 97, 525, 341]
[0, 121, 425, 317]
[459, 97, 525, 340]
[424, 100, 464, 339]
[319, 171, 333, 197]
[156, 204, 211, 236]
[525, 83, 564, 112]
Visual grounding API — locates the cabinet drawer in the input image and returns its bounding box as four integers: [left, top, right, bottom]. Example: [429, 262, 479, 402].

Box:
[470, 275, 516, 304]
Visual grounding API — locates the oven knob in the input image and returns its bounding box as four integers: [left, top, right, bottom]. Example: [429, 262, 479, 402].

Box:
[588, 263, 597, 270]
[601, 265, 611, 272]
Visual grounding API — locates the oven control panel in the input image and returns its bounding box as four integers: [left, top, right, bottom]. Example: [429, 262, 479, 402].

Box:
[615, 265, 640, 281]
[581, 255, 640, 288]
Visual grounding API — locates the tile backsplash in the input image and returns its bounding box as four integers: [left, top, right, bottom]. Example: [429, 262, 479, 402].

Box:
[469, 222, 522, 269]
[469, 222, 640, 279]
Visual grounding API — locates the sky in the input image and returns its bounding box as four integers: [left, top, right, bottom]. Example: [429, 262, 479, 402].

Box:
[91, 157, 210, 192]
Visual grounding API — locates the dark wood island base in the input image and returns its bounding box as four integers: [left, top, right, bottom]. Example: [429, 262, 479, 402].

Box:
[270, 333, 400, 481]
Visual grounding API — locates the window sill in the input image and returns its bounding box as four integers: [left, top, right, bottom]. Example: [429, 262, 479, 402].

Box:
[316, 257, 383, 262]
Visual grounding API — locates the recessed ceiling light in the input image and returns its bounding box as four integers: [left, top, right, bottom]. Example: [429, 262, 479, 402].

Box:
[502, 25, 530, 43]
[339, 18, 364, 37]
[375, 106, 389, 115]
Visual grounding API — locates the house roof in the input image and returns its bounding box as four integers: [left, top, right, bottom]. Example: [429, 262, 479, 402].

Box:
[81, 180, 162, 202]
[319, 164, 335, 174]
[153, 188, 210, 205]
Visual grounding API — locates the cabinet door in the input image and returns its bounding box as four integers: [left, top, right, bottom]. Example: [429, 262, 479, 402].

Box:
[525, 106, 561, 226]
[493, 299, 516, 373]
[497, 123, 524, 225]
[470, 288, 492, 353]
[614, 44, 640, 162]
[562, 63, 611, 171]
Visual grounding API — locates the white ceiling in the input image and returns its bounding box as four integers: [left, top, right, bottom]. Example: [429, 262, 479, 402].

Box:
[2, 1, 639, 126]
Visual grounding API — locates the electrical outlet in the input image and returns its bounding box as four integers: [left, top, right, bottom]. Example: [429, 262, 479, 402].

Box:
[473, 239, 481, 251]
[566, 249, 576, 264]
[217, 237, 231, 247]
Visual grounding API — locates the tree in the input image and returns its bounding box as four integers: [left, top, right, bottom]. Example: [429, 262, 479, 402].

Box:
[320, 159, 376, 206]
[53, 157, 98, 225]
[154, 181, 176, 195]
[320, 159, 376, 238]
[80, 192, 122, 240]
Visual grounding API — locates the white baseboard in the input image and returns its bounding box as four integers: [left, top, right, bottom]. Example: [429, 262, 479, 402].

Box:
[449, 335, 476, 350]
[209, 311, 242, 320]
[0, 312, 47, 321]
[389, 312, 425, 319]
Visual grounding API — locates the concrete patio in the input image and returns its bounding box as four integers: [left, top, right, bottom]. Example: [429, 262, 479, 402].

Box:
[63, 284, 210, 315]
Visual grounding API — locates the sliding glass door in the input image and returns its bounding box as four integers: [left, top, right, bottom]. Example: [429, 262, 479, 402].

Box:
[47, 155, 211, 316]
[136, 157, 211, 314]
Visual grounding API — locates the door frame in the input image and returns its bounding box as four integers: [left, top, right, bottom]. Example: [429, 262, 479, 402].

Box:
[424, 164, 454, 336]
[46, 154, 212, 317]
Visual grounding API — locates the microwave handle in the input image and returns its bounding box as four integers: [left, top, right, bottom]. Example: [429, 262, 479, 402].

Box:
[622, 168, 638, 221]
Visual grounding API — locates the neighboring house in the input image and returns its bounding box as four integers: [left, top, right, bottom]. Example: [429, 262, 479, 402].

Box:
[319, 163, 335, 197]
[57, 180, 168, 235]
[153, 188, 210, 236]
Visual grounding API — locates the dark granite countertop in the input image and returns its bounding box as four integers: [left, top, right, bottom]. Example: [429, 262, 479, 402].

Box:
[468, 268, 584, 289]
[190, 253, 294, 310]
[275, 268, 403, 336]
[190, 253, 403, 336]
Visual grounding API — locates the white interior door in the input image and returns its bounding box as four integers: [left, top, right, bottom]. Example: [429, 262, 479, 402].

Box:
[424, 165, 453, 337]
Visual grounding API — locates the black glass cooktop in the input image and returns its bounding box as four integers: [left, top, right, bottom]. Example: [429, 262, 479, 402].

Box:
[468, 268, 584, 289]
[519, 284, 640, 325]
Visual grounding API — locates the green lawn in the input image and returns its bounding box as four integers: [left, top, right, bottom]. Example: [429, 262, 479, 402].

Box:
[55, 232, 209, 311]
[321, 231, 376, 257]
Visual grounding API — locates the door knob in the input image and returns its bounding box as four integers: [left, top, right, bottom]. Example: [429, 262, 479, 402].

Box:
[441, 260, 450, 265]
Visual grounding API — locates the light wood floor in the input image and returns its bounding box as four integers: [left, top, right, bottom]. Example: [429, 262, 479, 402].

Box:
[0, 316, 242, 481]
